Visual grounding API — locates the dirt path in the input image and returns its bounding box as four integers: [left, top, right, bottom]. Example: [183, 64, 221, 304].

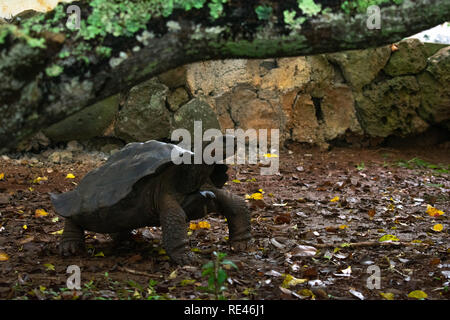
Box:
[0, 143, 449, 300]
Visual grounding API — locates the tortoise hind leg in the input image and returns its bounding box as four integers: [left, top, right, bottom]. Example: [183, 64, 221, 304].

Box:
[60, 219, 85, 256]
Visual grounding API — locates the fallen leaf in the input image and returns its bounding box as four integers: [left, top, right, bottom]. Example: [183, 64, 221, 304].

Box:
[408, 290, 427, 299]
[231, 179, 241, 183]
[281, 274, 307, 288]
[432, 224, 443, 232]
[349, 289, 365, 300]
[339, 224, 348, 230]
[66, 173, 76, 179]
[169, 270, 177, 279]
[35, 208, 49, 218]
[379, 234, 399, 242]
[197, 221, 211, 229]
[51, 229, 64, 235]
[291, 245, 317, 257]
[379, 292, 395, 300]
[0, 173, 4, 180]
[263, 153, 278, 158]
[274, 213, 291, 224]
[180, 279, 196, 286]
[95, 251, 105, 257]
[390, 43, 399, 52]
[245, 193, 264, 200]
[189, 222, 198, 230]
[32, 176, 48, 184]
[368, 209, 376, 219]
[0, 252, 9, 261]
[426, 205, 444, 217]
[22, 225, 28, 230]
[43, 263, 55, 271]
[330, 196, 340, 202]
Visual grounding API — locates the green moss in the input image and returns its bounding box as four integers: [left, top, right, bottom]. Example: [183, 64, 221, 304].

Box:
[341, 0, 404, 14]
[255, 5, 273, 20]
[298, 0, 322, 16]
[45, 64, 64, 77]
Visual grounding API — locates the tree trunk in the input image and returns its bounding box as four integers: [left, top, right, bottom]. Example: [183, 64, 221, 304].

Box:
[0, 0, 449, 152]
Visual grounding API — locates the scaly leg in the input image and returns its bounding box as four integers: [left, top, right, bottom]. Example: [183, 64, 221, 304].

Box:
[60, 219, 85, 256]
[213, 188, 252, 251]
[159, 194, 195, 265]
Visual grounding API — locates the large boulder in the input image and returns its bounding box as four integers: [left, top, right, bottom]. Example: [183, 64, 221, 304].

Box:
[44, 94, 119, 142]
[327, 46, 391, 90]
[114, 79, 171, 142]
[354, 76, 428, 137]
[383, 38, 428, 76]
[321, 84, 362, 140]
[417, 46, 450, 127]
[172, 98, 221, 138]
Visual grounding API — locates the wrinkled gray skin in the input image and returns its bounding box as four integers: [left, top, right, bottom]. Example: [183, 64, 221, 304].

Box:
[55, 140, 251, 265]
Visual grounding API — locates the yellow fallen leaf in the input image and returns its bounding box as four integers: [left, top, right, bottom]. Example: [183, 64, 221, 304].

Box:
[245, 193, 264, 200]
[380, 292, 395, 300]
[197, 221, 211, 229]
[95, 251, 105, 257]
[263, 153, 278, 158]
[0, 173, 4, 180]
[0, 252, 9, 261]
[66, 173, 76, 179]
[339, 224, 348, 230]
[379, 234, 399, 242]
[330, 196, 340, 202]
[51, 229, 64, 235]
[32, 176, 48, 184]
[189, 222, 198, 230]
[22, 224, 28, 230]
[43, 263, 55, 271]
[408, 290, 427, 299]
[35, 208, 49, 218]
[169, 270, 177, 280]
[158, 248, 166, 255]
[281, 274, 307, 288]
[426, 205, 444, 217]
[28, 187, 34, 192]
[432, 224, 443, 232]
[231, 179, 241, 183]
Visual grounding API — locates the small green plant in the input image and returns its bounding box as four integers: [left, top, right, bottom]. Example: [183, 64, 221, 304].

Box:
[200, 251, 238, 300]
[255, 5, 273, 20]
[356, 161, 365, 171]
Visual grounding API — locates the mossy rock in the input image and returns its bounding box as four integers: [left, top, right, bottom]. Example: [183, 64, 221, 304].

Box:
[114, 78, 171, 142]
[383, 39, 428, 76]
[44, 94, 119, 142]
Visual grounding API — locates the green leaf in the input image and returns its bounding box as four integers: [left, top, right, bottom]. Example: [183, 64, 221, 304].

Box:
[222, 259, 238, 269]
[217, 269, 227, 285]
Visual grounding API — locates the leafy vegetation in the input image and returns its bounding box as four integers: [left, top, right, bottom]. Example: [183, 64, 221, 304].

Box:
[200, 251, 238, 300]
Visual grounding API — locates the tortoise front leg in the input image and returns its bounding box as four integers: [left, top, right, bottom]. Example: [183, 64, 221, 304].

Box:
[213, 189, 252, 251]
[60, 219, 85, 256]
[159, 194, 195, 265]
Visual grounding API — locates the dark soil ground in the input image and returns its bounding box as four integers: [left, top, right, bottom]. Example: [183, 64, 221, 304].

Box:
[0, 142, 449, 300]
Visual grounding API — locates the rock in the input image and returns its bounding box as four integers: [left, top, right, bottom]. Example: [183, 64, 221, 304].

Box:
[186, 59, 249, 97]
[354, 76, 428, 137]
[167, 87, 189, 112]
[17, 131, 50, 152]
[321, 84, 362, 140]
[417, 46, 450, 125]
[383, 39, 428, 76]
[290, 93, 320, 144]
[66, 140, 83, 152]
[114, 78, 171, 142]
[49, 150, 72, 163]
[327, 46, 391, 90]
[247, 57, 311, 92]
[213, 84, 283, 142]
[44, 94, 119, 142]
[157, 66, 187, 89]
[172, 98, 221, 138]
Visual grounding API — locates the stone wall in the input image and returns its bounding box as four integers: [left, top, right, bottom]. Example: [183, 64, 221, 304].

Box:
[41, 38, 449, 149]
